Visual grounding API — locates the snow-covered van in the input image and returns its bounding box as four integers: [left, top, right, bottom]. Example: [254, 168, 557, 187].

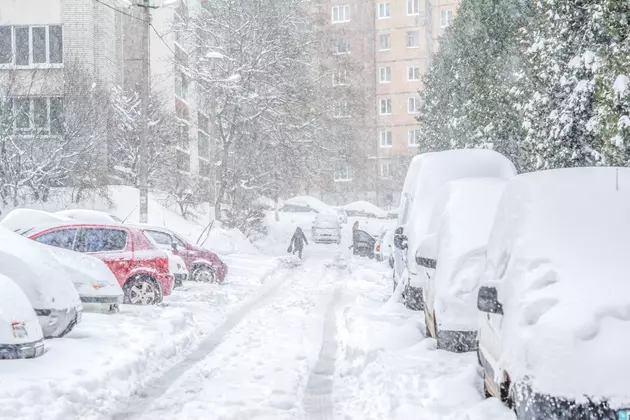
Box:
[0, 274, 45, 359]
[477, 168, 630, 418]
[0, 227, 82, 338]
[418, 178, 506, 352]
[393, 149, 516, 310]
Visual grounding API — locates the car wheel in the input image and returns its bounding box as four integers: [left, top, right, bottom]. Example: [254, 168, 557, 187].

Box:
[124, 275, 162, 305]
[192, 265, 216, 283]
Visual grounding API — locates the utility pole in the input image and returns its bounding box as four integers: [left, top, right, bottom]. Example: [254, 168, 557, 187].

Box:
[137, 0, 153, 223]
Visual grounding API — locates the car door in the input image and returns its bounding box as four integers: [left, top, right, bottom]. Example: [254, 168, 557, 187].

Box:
[75, 228, 131, 285]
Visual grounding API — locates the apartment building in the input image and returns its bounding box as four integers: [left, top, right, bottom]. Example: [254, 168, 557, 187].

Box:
[315, 0, 460, 207]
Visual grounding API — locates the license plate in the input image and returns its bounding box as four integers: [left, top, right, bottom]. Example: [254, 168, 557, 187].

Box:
[619, 410, 629, 420]
[35, 344, 45, 357]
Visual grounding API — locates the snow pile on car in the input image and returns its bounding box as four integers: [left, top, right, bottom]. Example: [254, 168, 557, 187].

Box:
[343, 201, 387, 218]
[428, 178, 506, 330]
[485, 167, 630, 407]
[282, 195, 331, 213]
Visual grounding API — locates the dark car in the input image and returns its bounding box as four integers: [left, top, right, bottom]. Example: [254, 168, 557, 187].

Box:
[353, 230, 376, 259]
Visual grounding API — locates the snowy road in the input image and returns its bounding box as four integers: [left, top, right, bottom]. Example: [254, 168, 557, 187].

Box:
[1, 244, 515, 420]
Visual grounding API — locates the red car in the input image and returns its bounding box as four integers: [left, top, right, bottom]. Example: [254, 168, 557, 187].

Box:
[132, 225, 228, 283]
[24, 223, 174, 305]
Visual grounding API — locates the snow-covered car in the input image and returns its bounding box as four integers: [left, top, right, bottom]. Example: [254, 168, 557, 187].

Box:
[0, 208, 71, 232]
[477, 167, 630, 418]
[281, 196, 331, 213]
[133, 224, 227, 283]
[312, 212, 341, 244]
[166, 252, 189, 288]
[374, 229, 394, 264]
[0, 274, 45, 359]
[44, 246, 124, 313]
[343, 201, 387, 218]
[418, 178, 506, 352]
[55, 209, 123, 225]
[0, 227, 82, 338]
[393, 149, 516, 311]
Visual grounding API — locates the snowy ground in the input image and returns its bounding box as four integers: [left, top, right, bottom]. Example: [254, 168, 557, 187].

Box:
[0, 214, 515, 420]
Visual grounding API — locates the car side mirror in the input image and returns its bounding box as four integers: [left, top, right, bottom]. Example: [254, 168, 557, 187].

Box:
[171, 242, 178, 251]
[415, 233, 438, 268]
[477, 286, 503, 315]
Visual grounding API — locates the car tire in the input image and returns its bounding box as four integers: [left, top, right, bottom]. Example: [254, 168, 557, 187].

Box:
[403, 284, 424, 311]
[192, 265, 216, 283]
[124, 275, 163, 305]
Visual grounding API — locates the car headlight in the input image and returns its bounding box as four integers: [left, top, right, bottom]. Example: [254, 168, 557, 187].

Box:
[11, 322, 28, 339]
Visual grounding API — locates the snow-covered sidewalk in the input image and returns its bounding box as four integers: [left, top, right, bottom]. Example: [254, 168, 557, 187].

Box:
[0, 254, 278, 420]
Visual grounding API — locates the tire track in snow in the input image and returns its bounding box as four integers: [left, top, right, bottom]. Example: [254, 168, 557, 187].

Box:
[303, 260, 345, 420]
[112, 263, 297, 420]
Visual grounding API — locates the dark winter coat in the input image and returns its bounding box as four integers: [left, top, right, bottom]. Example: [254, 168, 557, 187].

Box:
[291, 227, 308, 250]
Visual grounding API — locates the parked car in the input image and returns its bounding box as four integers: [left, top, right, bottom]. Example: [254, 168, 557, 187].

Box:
[393, 149, 516, 311]
[23, 223, 174, 305]
[44, 246, 124, 313]
[343, 201, 388, 218]
[0, 227, 83, 338]
[133, 225, 227, 283]
[477, 167, 630, 418]
[374, 229, 394, 264]
[418, 178, 506, 352]
[168, 252, 189, 288]
[312, 212, 341, 244]
[55, 209, 123, 224]
[352, 229, 376, 258]
[0, 273, 45, 359]
[281, 196, 330, 213]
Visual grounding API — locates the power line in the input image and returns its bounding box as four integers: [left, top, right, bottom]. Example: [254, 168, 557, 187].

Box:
[94, 0, 148, 23]
[150, 23, 175, 56]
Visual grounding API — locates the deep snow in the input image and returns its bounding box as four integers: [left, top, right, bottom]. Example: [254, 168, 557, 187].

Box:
[1, 205, 513, 420]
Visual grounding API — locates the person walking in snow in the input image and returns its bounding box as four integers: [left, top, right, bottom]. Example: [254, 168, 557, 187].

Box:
[349, 221, 360, 253]
[288, 227, 308, 259]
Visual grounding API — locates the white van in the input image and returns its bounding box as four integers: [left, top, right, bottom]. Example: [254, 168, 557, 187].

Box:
[393, 149, 516, 310]
[418, 178, 506, 351]
[477, 168, 630, 417]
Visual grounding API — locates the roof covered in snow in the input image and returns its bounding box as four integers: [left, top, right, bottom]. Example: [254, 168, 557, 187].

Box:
[485, 167, 630, 406]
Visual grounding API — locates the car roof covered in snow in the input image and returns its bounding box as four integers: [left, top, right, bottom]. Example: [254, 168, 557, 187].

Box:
[0, 209, 72, 233]
[343, 201, 387, 218]
[484, 167, 630, 405]
[282, 196, 330, 213]
[0, 227, 81, 311]
[427, 178, 507, 329]
[55, 209, 123, 225]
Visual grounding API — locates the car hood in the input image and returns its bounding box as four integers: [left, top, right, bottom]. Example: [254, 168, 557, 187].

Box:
[45, 247, 123, 298]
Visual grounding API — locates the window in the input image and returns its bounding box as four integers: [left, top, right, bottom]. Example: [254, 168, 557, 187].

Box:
[334, 38, 350, 55]
[333, 101, 350, 118]
[200, 160, 211, 178]
[380, 99, 392, 115]
[0, 25, 63, 66]
[35, 229, 78, 250]
[408, 66, 421, 81]
[175, 71, 188, 100]
[406, 31, 419, 48]
[408, 97, 421, 114]
[378, 2, 390, 19]
[379, 34, 390, 51]
[76, 229, 128, 253]
[176, 149, 191, 172]
[332, 5, 350, 23]
[198, 130, 209, 158]
[381, 162, 394, 178]
[9, 97, 64, 135]
[379, 131, 392, 147]
[407, 0, 419, 15]
[441, 9, 453, 28]
[332, 69, 349, 86]
[408, 129, 421, 146]
[334, 164, 352, 182]
[146, 230, 173, 247]
[173, 235, 186, 248]
[379, 67, 391, 83]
